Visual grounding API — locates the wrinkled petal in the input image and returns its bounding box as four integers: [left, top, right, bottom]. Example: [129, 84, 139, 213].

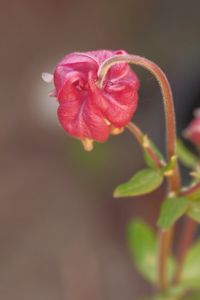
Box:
[86, 50, 130, 81]
[54, 69, 86, 101]
[56, 52, 98, 77]
[57, 99, 110, 142]
[50, 49, 140, 144]
[89, 73, 139, 127]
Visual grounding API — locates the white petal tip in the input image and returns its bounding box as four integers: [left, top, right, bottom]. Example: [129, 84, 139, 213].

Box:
[42, 72, 53, 83]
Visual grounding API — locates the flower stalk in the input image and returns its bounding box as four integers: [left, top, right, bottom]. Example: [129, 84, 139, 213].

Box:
[97, 54, 181, 291]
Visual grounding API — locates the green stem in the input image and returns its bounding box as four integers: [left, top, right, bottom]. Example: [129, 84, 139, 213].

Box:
[97, 54, 181, 291]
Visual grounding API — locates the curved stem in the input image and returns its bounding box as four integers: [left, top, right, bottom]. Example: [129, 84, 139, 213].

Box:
[97, 55, 180, 186]
[97, 54, 181, 290]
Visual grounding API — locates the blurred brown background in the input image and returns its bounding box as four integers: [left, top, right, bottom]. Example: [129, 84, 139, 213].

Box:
[1, 0, 200, 299]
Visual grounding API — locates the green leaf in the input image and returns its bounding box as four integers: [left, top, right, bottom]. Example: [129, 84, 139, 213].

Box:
[176, 139, 198, 169]
[143, 136, 165, 169]
[187, 202, 200, 222]
[181, 240, 200, 289]
[127, 219, 157, 282]
[114, 168, 163, 198]
[127, 219, 176, 283]
[157, 197, 189, 230]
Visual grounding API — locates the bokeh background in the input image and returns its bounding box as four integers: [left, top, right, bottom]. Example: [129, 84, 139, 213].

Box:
[1, 0, 200, 299]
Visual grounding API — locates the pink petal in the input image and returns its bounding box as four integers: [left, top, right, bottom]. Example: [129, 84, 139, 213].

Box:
[57, 99, 109, 142]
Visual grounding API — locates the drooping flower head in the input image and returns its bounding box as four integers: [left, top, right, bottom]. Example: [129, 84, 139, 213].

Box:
[184, 109, 200, 147]
[43, 50, 139, 150]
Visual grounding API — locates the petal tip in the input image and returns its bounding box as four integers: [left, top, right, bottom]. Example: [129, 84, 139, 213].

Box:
[42, 72, 53, 83]
[81, 138, 94, 151]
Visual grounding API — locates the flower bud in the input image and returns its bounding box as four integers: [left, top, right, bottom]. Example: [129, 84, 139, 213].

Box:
[184, 109, 200, 146]
[44, 50, 139, 150]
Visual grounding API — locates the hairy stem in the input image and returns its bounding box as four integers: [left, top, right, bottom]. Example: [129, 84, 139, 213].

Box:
[97, 55, 180, 190]
[97, 54, 181, 290]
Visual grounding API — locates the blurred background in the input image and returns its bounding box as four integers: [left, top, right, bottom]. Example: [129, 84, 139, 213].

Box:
[1, 0, 200, 299]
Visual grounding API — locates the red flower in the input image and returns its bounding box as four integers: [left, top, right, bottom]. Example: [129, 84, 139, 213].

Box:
[44, 50, 139, 150]
[184, 109, 200, 146]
